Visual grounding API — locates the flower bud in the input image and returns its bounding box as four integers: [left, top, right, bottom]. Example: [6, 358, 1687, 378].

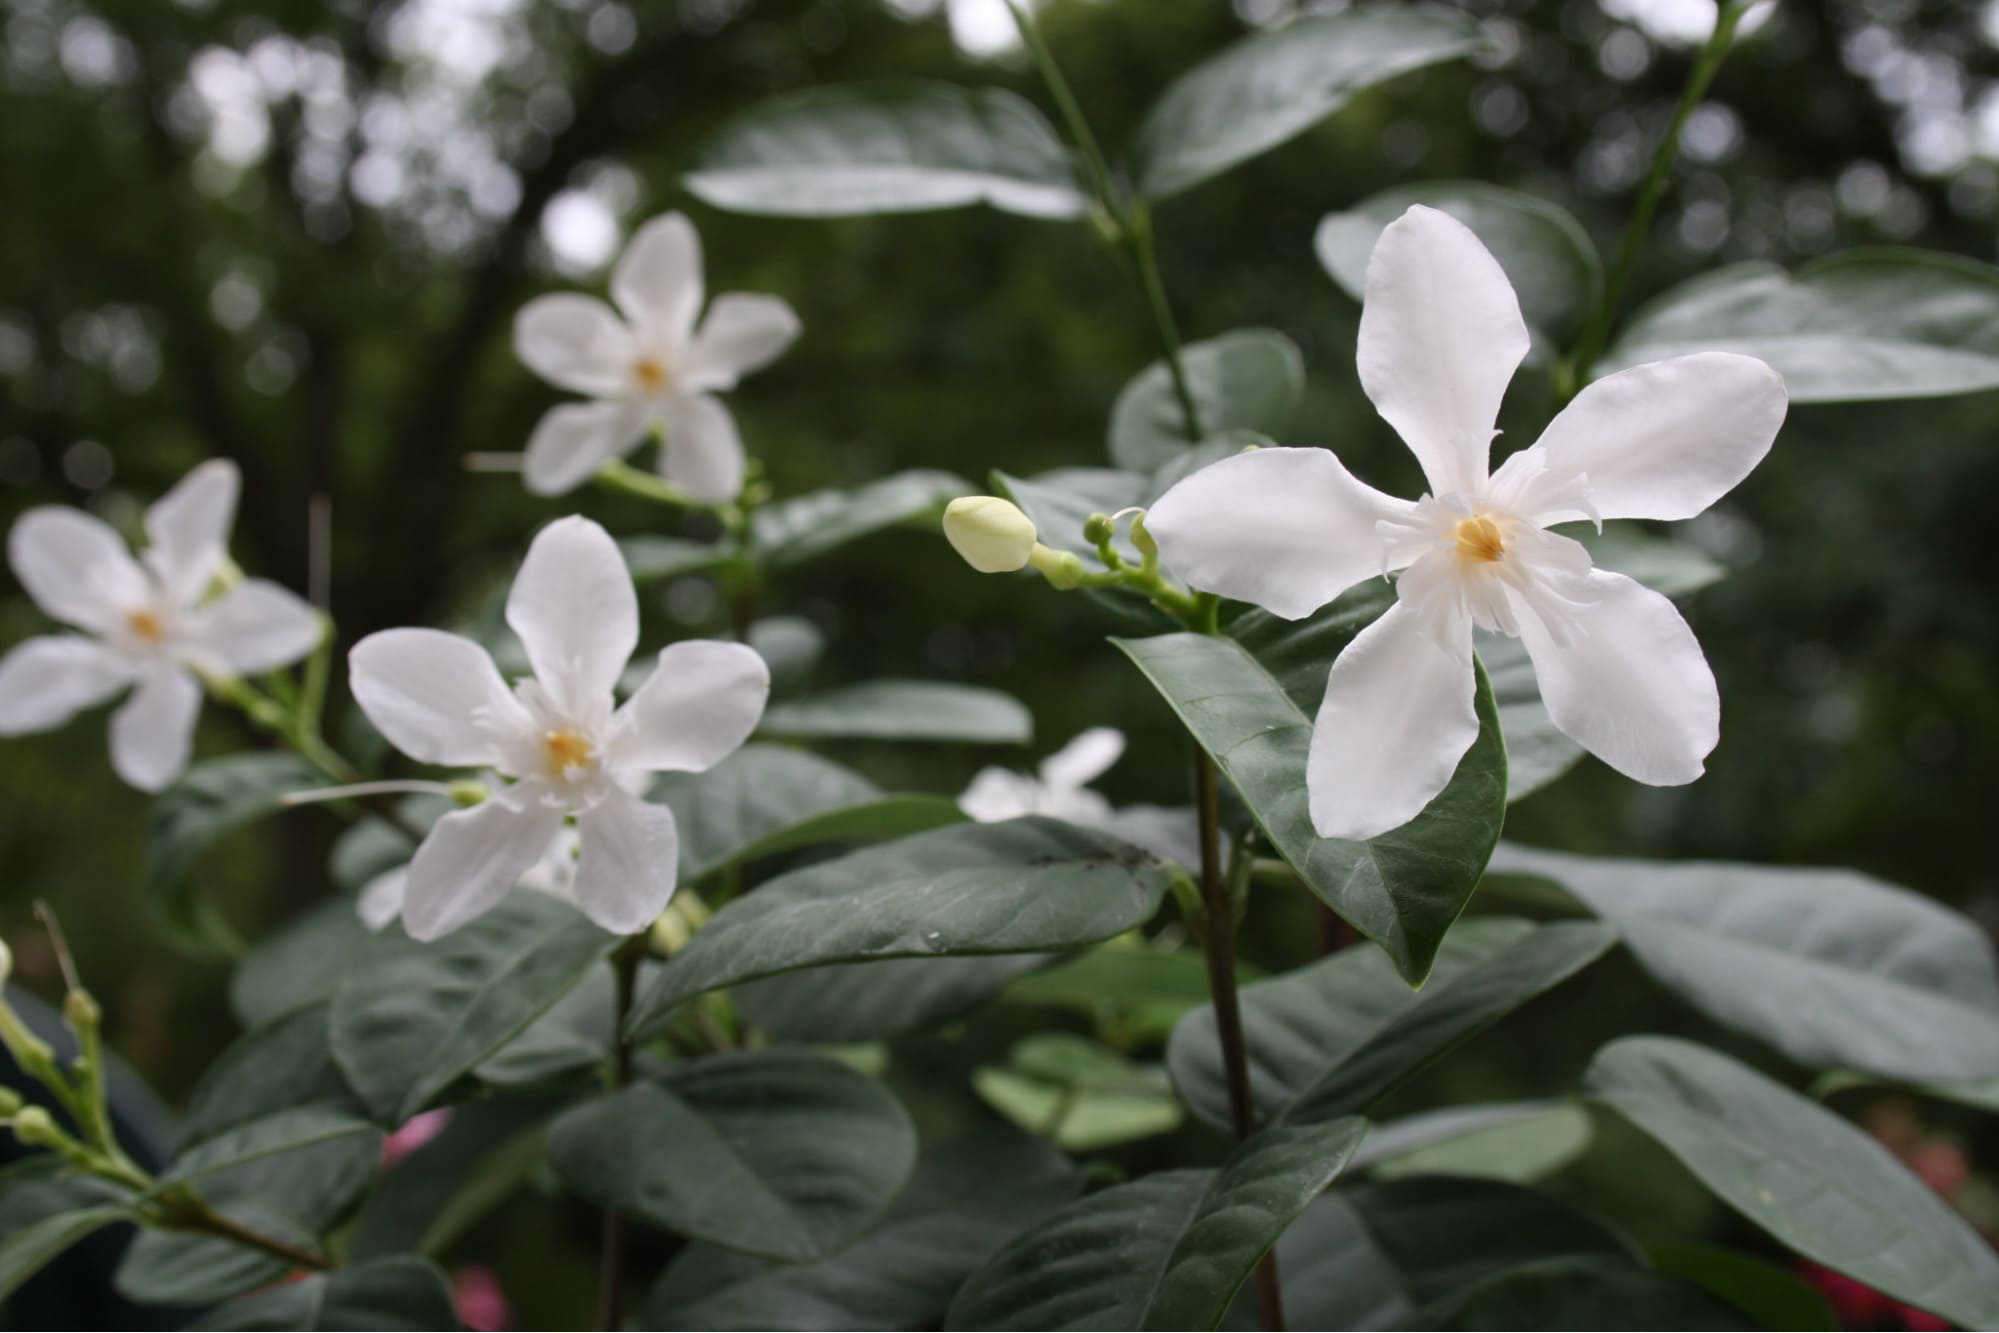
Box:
[449, 779, 491, 809]
[63, 989, 100, 1030]
[0, 1087, 21, 1117]
[1083, 512, 1114, 546]
[1028, 545, 1087, 591]
[10, 1105, 58, 1147]
[943, 497, 1038, 574]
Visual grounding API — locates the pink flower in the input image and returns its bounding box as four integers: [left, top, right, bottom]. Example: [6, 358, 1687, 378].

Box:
[379, 1108, 453, 1168]
[452, 1265, 513, 1332]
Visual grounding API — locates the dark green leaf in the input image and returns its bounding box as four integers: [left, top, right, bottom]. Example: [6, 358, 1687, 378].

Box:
[686, 82, 1087, 219]
[1409, 1255, 1753, 1330]
[548, 1050, 917, 1262]
[1649, 1244, 1838, 1332]
[1128, 6, 1488, 201]
[1584, 1036, 1999, 1330]
[1493, 843, 1999, 1082]
[733, 953, 1045, 1043]
[1250, 1177, 1636, 1330]
[1599, 249, 1999, 402]
[350, 1090, 567, 1259]
[1003, 941, 1219, 1043]
[752, 468, 970, 567]
[651, 743, 880, 879]
[973, 1035, 1183, 1152]
[1113, 630, 1507, 982]
[759, 679, 1032, 744]
[0, 1160, 134, 1303]
[947, 1117, 1366, 1330]
[628, 818, 1170, 1037]
[178, 1003, 360, 1147]
[230, 897, 376, 1028]
[1171, 918, 1612, 1130]
[147, 752, 327, 957]
[644, 1131, 1080, 1331]
[1354, 1101, 1593, 1183]
[1107, 328, 1304, 471]
[191, 1255, 459, 1331]
[1316, 182, 1601, 349]
[330, 892, 617, 1124]
[154, 1107, 380, 1193]
[995, 467, 1147, 562]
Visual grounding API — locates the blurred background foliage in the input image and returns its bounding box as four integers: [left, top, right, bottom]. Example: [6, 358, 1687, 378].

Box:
[3, 0, 1998, 1324]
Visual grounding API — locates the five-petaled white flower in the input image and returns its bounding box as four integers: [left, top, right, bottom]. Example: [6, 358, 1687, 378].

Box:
[358, 827, 582, 932]
[1149, 205, 1788, 842]
[514, 212, 801, 502]
[348, 515, 768, 940]
[960, 727, 1127, 827]
[0, 460, 321, 791]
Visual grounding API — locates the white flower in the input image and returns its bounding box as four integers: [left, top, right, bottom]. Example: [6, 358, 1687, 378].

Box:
[0, 460, 321, 791]
[960, 727, 1127, 826]
[1148, 205, 1788, 842]
[347, 515, 768, 940]
[513, 212, 801, 502]
[358, 827, 582, 932]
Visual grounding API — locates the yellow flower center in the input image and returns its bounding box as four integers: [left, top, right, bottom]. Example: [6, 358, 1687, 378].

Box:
[543, 729, 594, 779]
[1452, 514, 1506, 564]
[633, 356, 671, 393]
[127, 609, 164, 642]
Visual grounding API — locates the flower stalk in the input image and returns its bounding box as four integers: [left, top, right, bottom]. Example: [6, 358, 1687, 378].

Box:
[597, 935, 647, 1331]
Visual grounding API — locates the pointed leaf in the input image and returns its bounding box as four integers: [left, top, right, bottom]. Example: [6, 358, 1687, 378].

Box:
[751, 468, 971, 567]
[1355, 1100, 1593, 1183]
[548, 1050, 917, 1262]
[1108, 328, 1304, 471]
[733, 953, 1046, 1043]
[1584, 1036, 1999, 1331]
[1113, 630, 1506, 982]
[759, 679, 1032, 744]
[629, 818, 1169, 1037]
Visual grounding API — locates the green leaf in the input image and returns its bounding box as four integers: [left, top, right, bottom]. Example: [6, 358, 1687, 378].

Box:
[1316, 181, 1602, 349]
[1582, 525, 1726, 599]
[747, 614, 827, 696]
[1492, 843, 1999, 1083]
[154, 1107, 381, 1193]
[349, 1090, 566, 1259]
[330, 892, 617, 1124]
[685, 81, 1087, 219]
[1128, 6, 1488, 201]
[548, 1050, 918, 1262]
[643, 1131, 1079, 1331]
[1003, 940, 1220, 1043]
[229, 897, 375, 1028]
[1251, 1176, 1637, 1329]
[619, 535, 732, 582]
[996, 466, 1147, 562]
[146, 752, 327, 957]
[0, 1206, 134, 1303]
[178, 1003, 361, 1147]
[116, 1206, 312, 1306]
[629, 818, 1170, 1037]
[733, 953, 1046, 1043]
[190, 1256, 460, 1331]
[1599, 249, 1999, 402]
[1583, 1035, 1999, 1330]
[1650, 1244, 1838, 1332]
[1356, 1101, 1594, 1183]
[1112, 630, 1507, 982]
[759, 679, 1032, 744]
[1409, 1255, 1753, 1330]
[751, 468, 970, 567]
[1107, 328, 1304, 471]
[0, 1160, 134, 1303]
[650, 743, 875, 877]
[973, 1035, 1184, 1152]
[472, 962, 626, 1087]
[946, 1117, 1366, 1330]
[1170, 918, 1612, 1131]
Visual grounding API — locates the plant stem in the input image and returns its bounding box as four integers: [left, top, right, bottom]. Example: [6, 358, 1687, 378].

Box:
[1564, 0, 1749, 399]
[175, 1199, 332, 1272]
[596, 938, 645, 1331]
[1005, 0, 1204, 440]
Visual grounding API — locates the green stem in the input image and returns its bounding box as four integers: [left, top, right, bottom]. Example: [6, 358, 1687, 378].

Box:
[1125, 208, 1204, 439]
[1564, 1, 1749, 399]
[596, 938, 645, 1331]
[1004, 0, 1118, 220]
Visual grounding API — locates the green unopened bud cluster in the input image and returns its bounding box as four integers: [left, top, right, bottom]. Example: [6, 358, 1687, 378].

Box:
[941, 496, 1197, 619]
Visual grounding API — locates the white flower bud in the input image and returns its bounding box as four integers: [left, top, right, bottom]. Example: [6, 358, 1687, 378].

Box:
[943, 497, 1039, 574]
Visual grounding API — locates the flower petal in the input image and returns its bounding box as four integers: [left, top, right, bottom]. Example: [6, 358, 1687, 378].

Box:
[684, 294, 801, 392]
[182, 579, 322, 675]
[1514, 568, 1718, 786]
[660, 394, 746, 504]
[613, 640, 769, 774]
[612, 213, 703, 350]
[1038, 727, 1125, 791]
[1146, 447, 1413, 621]
[0, 636, 136, 734]
[401, 788, 565, 941]
[514, 294, 636, 397]
[350, 628, 529, 768]
[144, 459, 239, 609]
[958, 767, 1039, 823]
[357, 867, 409, 931]
[522, 400, 649, 497]
[1356, 205, 1529, 498]
[8, 507, 149, 634]
[507, 516, 637, 718]
[1307, 591, 1478, 841]
[1499, 352, 1788, 524]
[110, 664, 202, 792]
[573, 786, 678, 934]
